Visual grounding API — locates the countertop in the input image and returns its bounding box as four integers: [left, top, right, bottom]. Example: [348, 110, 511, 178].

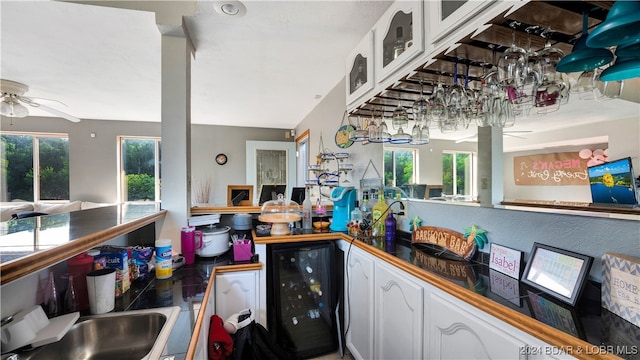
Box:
[115, 253, 236, 360]
[114, 229, 638, 360]
[0, 203, 166, 285]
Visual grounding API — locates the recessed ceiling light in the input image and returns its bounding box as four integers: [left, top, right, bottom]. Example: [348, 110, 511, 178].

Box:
[213, 1, 246, 17]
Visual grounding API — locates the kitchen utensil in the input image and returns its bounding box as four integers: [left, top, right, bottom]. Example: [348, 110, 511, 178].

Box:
[197, 225, 231, 257]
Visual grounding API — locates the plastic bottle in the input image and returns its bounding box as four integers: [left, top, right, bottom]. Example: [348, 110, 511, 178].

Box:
[372, 189, 386, 238]
[155, 238, 173, 279]
[385, 212, 397, 241]
[302, 187, 312, 230]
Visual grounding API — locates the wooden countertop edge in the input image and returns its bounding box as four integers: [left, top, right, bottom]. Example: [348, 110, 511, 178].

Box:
[252, 233, 620, 360]
[0, 210, 167, 286]
[186, 262, 262, 359]
[347, 238, 622, 360]
[190, 205, 333, 214]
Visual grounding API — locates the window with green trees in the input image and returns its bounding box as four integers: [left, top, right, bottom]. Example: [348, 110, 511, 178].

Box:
[119, 137, 161, 202]
[384, 148, 416, 187]
[442, 151, 477, 197]
[1, 133, 69, 202]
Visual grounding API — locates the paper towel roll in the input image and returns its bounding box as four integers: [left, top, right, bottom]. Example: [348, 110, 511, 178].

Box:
[1, 306, 49, 352]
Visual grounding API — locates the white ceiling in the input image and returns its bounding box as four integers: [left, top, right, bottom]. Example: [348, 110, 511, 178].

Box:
[1, 0, 393, 129]
[1, 0, 639, 141]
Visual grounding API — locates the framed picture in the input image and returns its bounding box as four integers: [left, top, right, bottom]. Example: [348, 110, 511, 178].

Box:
[227, 185, 253, 206]
[522, 243, 593, 306]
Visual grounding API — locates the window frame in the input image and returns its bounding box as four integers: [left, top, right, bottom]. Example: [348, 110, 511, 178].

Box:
[442, 150, 477, 199]
[0, 131, 70, 202]
[117, 136, 161, 203]
[383, 146, 418, 187]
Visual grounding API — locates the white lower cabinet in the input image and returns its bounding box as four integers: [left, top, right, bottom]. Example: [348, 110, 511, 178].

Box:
[345, 246, 375, 360]
[214, 270, 259, 322]
[429, 292, 525, 359]
[374, 261, 424, 360]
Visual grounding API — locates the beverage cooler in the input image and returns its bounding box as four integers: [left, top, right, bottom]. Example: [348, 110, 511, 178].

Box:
[267, 241, 343, 359]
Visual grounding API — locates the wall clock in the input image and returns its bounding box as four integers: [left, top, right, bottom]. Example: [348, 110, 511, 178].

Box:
[215, 153, 228, 165]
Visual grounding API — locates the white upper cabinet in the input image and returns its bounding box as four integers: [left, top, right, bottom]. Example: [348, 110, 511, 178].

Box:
[346, 31, 375, 107]
[374, 1, 425, 83]
[428, 0, 495, 45]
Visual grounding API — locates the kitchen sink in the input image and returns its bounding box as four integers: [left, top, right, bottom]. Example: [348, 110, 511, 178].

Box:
[17, 306, 180, 360]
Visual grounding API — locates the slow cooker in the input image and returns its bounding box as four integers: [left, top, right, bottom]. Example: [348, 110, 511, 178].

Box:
[196, 225, 231, 257]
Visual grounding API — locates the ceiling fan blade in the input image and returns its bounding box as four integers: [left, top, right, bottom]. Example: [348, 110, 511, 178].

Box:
[504, 133, 527, 139]
[18, 96, 81, 122]
[454, 135, 477, 143]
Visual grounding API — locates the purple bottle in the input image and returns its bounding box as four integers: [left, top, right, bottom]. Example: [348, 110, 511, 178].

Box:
[385, 212, 396, 241]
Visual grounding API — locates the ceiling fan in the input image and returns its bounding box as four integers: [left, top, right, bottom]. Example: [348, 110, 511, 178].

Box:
[454, 130, 532, 143]
[0, 79, 81, 122]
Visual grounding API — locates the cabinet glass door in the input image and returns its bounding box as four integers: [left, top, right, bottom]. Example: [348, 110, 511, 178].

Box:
[375, 1, 424, 83]
[346, 31, 374, 108]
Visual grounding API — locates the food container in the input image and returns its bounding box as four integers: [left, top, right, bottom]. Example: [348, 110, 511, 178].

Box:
[258, 194, 301, 236]
[196, 225, 231, 257]
[232, 213, 253, 231]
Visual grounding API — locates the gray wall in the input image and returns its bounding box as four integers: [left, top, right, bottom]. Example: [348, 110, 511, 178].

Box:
[1, 116, 289, 205]
[404, 200, 640, 282]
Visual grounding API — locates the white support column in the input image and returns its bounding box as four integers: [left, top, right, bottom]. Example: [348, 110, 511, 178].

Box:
[477, 125, 504, 206]
[158, 31, 193, 245]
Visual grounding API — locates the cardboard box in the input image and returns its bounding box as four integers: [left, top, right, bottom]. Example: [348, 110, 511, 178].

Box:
[100, 247, 130, 297]
[602, 253, 640, 328]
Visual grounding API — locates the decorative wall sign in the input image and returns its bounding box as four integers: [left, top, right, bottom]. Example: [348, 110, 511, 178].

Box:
[602, 253, 640, 327]
[412, 226, 485, 261]
[489, 269, 521, 307]
[514, 151, 591, 186]
[522, 243, 593, 306]
[489, 243, 523, 279]
[335, 124, 355, 149]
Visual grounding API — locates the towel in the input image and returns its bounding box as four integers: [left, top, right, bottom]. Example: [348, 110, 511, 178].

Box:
[209, 314, 233, 360]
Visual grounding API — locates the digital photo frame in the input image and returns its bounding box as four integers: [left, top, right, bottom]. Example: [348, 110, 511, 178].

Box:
[521, 243, 593, 306]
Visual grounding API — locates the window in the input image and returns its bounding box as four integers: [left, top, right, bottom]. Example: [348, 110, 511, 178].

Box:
[384, 147, 417, 187]
[118, 137, 161, 203]
[442, 151, 477, 198]
[1, 132, 69, 202]
[296, 129, 310, 186]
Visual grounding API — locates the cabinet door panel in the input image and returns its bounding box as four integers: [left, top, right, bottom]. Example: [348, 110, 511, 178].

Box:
[374, 262, 423, 360]
[374, 1, 424, 83]
[346, 31, 375, 109]
[215, 271, 259, 321]
[430, 293, 525, 359]
[428, 0, 495, 44]
[346, 248, 375, 360]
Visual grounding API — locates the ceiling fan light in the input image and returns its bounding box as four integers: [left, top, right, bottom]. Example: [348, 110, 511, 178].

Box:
[586, 1, 640, 48]
[0, 99, 28, 118]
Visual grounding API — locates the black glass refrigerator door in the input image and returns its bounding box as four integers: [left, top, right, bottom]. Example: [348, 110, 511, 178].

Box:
[268, 241, 338, 359]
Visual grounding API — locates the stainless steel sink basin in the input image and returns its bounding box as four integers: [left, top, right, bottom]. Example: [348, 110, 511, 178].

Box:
[19, 306, 180, 360]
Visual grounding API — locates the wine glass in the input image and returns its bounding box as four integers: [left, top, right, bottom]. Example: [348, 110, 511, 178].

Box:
[412, 81, 431, 128]
[430, 75, 447, 125]
[498, 21, 528, 86]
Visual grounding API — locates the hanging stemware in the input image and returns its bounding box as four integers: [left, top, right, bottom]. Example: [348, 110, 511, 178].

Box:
[498, 21, 528, 86]
[430, 73, 447, 125]
[412, 80, 430, 129]
[390, 96, 412, 144]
